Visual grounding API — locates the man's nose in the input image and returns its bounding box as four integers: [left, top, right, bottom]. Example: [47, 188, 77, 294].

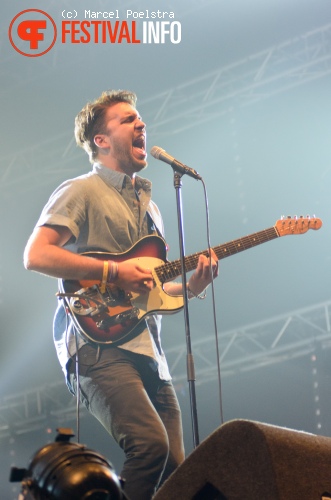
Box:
[136, 119, 146, 130]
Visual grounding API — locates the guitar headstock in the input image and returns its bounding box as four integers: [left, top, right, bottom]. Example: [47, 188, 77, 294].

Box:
[275, 216, 322, 236]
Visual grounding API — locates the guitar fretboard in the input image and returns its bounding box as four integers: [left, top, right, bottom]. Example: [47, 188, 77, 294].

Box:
[155, 226, 278, 283]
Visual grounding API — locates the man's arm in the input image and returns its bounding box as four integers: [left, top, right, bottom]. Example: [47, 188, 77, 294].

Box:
[164, 250, 219, 298]
[24, 225, 154, 293]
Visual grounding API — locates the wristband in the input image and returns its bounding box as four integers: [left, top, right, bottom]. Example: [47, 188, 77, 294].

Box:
[100, 260, 109, 293]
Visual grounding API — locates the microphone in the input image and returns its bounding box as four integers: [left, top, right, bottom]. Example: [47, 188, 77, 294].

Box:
[150, 146, 202, 180]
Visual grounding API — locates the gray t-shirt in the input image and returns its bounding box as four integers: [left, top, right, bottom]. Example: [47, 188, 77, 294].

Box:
[36, 163, 171, 386]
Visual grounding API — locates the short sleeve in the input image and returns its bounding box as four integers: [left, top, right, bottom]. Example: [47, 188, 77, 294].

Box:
[35, 177, 88, 241]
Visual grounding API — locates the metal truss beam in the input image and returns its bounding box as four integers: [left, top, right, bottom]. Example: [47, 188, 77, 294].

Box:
[142, 23, 331, 134]
[1, 24, 331, 193]
[0, 299, 330, 439]
[167, 299, 331, 386]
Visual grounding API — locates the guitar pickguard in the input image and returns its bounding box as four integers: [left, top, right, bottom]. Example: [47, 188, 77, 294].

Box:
[59, 254, 184, 344]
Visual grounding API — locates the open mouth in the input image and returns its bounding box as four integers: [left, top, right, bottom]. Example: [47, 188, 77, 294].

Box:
[132, 136, 146, 157]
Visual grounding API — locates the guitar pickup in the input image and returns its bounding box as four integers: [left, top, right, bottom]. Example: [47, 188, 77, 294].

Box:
[115, 307, 139, 322]
[97, 307, 139, 329]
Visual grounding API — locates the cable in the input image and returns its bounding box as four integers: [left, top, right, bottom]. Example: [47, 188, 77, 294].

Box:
[199, 178, 224, 425]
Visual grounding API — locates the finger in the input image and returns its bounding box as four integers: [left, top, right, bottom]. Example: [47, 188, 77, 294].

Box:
[207, 250, 219, 277]
[202, 258, 214, 280]
[137, 265, 153, 276]
[196, 254, 208, 277]
[142, 278, 154, 290]
[195, 254, 218, 281]
[210, 249, 218, 262]
[202, 254, 218, 279]
[212, 260, 219, 277]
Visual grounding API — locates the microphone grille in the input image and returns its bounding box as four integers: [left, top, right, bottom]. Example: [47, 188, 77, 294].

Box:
[150, 146, 164, 159]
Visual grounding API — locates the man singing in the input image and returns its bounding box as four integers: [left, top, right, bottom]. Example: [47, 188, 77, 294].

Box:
[24, 89, 218, 499]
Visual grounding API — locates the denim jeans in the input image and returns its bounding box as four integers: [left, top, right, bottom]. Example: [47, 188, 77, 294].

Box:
[69, 344, 185, 500]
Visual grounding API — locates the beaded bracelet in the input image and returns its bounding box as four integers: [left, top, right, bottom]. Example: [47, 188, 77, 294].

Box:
[187, 284, 207, 300]
[108, 261, 119, 283]
[100, 261, 119, 293]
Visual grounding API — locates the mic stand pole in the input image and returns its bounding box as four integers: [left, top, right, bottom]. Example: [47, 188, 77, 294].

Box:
[172, 170, 200, 449]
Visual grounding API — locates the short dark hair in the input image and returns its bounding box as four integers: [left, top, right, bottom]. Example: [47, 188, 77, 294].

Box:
[74, 90, 137, 162]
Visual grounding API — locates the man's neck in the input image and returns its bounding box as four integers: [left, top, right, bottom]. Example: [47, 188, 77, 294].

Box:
[95, 160, 136, 185]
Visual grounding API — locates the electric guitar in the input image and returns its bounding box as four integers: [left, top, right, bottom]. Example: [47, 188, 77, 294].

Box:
[58, 216, 322, 345]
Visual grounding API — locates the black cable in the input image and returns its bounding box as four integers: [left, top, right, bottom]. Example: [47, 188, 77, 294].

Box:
[199, 178, 224, 425]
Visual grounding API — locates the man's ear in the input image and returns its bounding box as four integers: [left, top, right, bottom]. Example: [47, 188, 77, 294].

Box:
[94, 134, 110, 149]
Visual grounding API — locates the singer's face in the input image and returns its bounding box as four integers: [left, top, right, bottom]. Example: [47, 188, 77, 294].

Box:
[94, 102, 147, 176]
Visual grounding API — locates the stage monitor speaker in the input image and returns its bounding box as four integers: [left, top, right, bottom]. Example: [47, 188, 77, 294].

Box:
[154, 419, 331, 500]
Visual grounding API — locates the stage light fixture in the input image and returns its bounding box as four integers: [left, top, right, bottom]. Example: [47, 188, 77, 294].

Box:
[9, 428, 125, 499]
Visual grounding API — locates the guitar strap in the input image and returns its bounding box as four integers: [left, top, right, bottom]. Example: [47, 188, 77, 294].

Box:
[147, 204, 165, 238]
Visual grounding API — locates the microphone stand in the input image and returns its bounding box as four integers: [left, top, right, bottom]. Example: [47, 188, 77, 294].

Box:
[172, 170, 200, 449]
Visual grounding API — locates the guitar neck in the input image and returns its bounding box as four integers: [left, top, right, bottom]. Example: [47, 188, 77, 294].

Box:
[156, 226, 279, 282]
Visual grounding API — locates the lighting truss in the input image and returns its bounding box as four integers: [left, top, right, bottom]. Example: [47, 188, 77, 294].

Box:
[168, 299, 331, 387]
[1, 23, 331, 193]
[143, 23, 331, 134]
[0, 299, 330, 439]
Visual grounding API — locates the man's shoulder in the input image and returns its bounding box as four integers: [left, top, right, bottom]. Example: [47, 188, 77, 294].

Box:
[56, 169, 100, 191]
[66, 169, 97, 184]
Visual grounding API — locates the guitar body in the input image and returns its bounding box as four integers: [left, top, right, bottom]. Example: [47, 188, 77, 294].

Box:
[58, 217, 322, 345]
[59, 235, 184, 344]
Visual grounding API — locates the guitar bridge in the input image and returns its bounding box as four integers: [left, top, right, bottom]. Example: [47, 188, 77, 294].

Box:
[69, 285, 107, 317]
